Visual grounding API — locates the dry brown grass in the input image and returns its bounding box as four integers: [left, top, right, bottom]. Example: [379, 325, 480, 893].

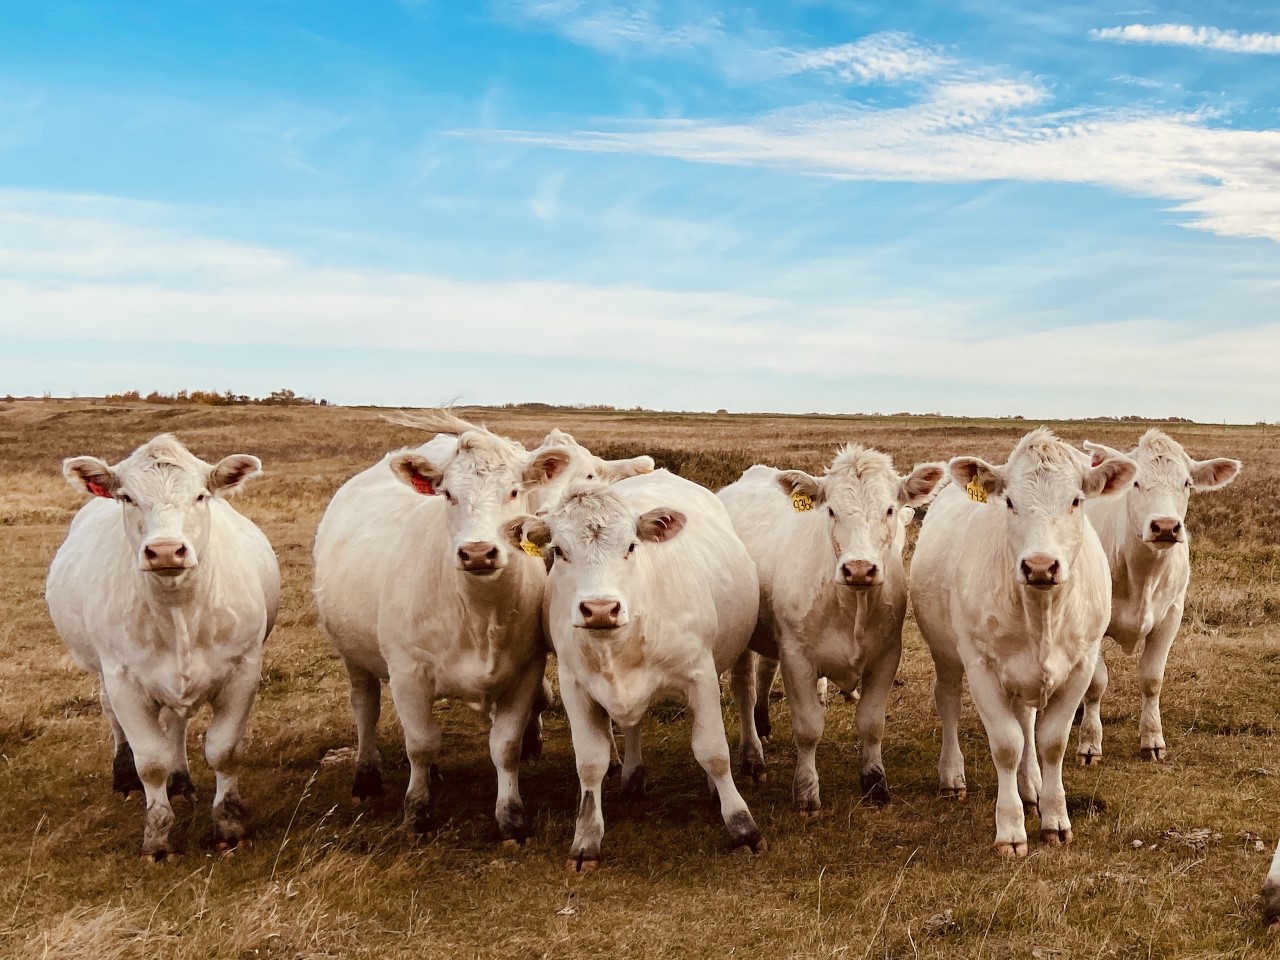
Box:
[1, 399, 1277, 959]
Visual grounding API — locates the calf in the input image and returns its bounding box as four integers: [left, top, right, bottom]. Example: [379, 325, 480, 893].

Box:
[46, 434, 279, 860]
[910, 428, 1135, 856]
[1074, 430, 1241, 764]
[314, 416, 652, 804]
[510, 472, 766, 871]
[718, 448, 943, 812]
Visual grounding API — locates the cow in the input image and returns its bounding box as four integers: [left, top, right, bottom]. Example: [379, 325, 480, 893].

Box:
[1073, 430, 1241, 765]
[45, 434, 280, 860]
[910, 428, 1135, 857]
[313, 415, 653, 808]
[1265, 840, 1280, 928]
[507, 472, 767, 872]
[717, 447, 944, 813]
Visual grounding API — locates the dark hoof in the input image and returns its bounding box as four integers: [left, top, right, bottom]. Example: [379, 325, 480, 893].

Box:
[740, 758, 767, 785]
[620, 765, 646, 801]
[213, 798, 250, 850]
[566, 852, 599, 874]
[1077, 751, 1102, 766]
[1140, 747, 1166, 762]
[1040, 828, 1073, 846]
[167, 770, 196, 802]
[794, 798, 822, 819]
[753, 703, 772, 742]
[1023, 799, 1039, 817]
[140, 846, 180, 863]
[1264, 882, 1280, 928]
[352, 760, 385, 802]
[938, 786, 967, 801]
[995, 840, 1029, 859]
[860, 771, 890, 808]
[497, 802, 530, 844]
[112, 743, 143, 797]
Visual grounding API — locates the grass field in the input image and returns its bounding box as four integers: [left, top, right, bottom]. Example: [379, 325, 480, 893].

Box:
[1, 399, 1277, 959]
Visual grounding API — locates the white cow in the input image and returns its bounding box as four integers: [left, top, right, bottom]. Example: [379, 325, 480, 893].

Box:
[1265, 840, 1280, 928]
[911, 428, 1135, 856]
[46, 434, 279, 860]
[509, 472, 767, 871]
[1074, 429, 1241, 764]
[314, 417, 652, 805]
[718, 447, 944, 813]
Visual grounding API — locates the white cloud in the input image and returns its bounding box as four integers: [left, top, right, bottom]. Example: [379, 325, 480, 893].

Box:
[1091, 23, 1280, 55]
[769, 32, 951, 84]
[1, 190, 1277, 421]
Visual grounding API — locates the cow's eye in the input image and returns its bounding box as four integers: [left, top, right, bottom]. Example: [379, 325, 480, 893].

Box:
[1071, 496, 1081, 509]
[441, 489, 455, 504]
[585, 473, 596, 481]
[509, 489, 518, 500]
[196, 493, 207, 503]
[1133, 481, 1140, 489]
[1184, 478, 1193, 489]
[827, 507, 835, 518]
[553, 545, 568, 562]
[886, 506, 896, 518]
[1005, 497, 1015, 512]
[118, 493, 134, 505]
[627, 543, 637, 556]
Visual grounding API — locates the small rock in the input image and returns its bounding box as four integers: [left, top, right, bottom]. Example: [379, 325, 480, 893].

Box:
[924, 910, 957, 936]
[556, 905, 579, 917]
[320, 747, 357, 766]
[1130, 839, 1143, 849]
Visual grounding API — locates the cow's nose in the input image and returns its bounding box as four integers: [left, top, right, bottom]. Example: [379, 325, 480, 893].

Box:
[1020, 554, 1060, 587]
[579, 600, 622, 629]
[143, 539, 191, 571]
[457, 541, 502, 572]
[840, 560, 879, 586]
[1148, 517, 1183, 542]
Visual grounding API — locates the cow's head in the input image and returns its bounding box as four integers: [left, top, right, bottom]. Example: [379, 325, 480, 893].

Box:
[951, 428, 1135, 590]
[388, 410, 573, 576]
[1082, 430, 1241, 553]
[503, 482, 683, 631]
[63, 434, 261, 579]
[528, 428, 654, 511]
[776, 445, 944, 588]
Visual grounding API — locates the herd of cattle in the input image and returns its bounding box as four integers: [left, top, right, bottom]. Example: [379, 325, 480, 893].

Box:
[41, 409, 1278, 926]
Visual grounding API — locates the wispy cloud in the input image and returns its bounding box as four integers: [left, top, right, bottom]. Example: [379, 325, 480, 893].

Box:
[1091, 23, 1280, 55]
[766, 32, 951, 84]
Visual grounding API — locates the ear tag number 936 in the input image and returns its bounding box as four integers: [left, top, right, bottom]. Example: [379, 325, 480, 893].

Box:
[791, 491, 814, 513]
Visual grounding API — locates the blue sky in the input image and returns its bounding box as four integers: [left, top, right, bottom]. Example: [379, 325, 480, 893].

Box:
[2, 1, 1278, 421]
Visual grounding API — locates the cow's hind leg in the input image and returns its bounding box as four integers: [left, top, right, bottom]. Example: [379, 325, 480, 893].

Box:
[489, 659, 545, 845]
[1016, 703, 1041, 815]
[688, 666, 766, 854]
[102, 686, 143, 798]
[346, 663, 384, 801]
[731, 651, 766, 784]
[559, 676, 612, 872]
[1076, 650, 1107, 766]
[753, 655, 779, 743]
[163, 711, 195, 802]
[520, 674, 553, 763]
[619, 723, 645, 801]
[205, 660, 261, 851]
[931, 651, 967, 800]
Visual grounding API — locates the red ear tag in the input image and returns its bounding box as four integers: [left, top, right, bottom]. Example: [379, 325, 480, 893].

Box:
[87, 481, 113, 499]
[411, 476, 436, 496]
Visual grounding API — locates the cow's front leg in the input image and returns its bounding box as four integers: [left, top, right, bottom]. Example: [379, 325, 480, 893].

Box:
[103, 672, 179, 861]
[387, 662, 441, 833]
[965, 664, 1028, 858]
[1264, 839, 1280, 928]
[857, 635, 903, 807]
[1076, 650, 1107, 765]
[687, 665, 766, 854]
[559, 676, 611, 873]
[1015, 703, 1041, 815]
[489, 656, 546, 845]
[730, 650, 766, 784]
[205, 658, 262, 851]
[345, 661, 385, 801]
[779, 648, 824, 817]
[100, 686, 143, 798]
[1035, 660, 1094, 846]
[1136, 606, 1182, 761]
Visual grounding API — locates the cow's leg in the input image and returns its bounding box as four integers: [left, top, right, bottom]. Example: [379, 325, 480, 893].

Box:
[489, 658, 545, 845]
[387, 664, 441, 833]
[965, 664, 1028, 857]
[1076, 650, 1107, 766]
[101, 686, 143, 798]
[1136, 606, 1182, 762]
[1015, 703, 1041, 815]
[753, 655, 779, 743]
[619, 723, 645, 800]
[931, 650, 967, 800]
[204, 659, 261, 851]
[521, 674, 553, 762]
[857, 635, 902, 807]
[163, 711, 195, 802]
[560, 676, 611, 873]
[779, 648, 824, 818]
[687, 666, 766, 853]
[103, 673, 179, 860]
[1034, 661, 1093, 846]
[1263, 839, 1280, 928]
[346, 662, 384, 801]
[731, 650, 766, 784]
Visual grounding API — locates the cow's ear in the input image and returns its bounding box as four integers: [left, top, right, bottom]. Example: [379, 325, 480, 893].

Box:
[776, 470, 825, 504]
[63, 456, 119, 498]
[525, 446, 574, 486]
[390, 452, 443, 496]
[898, 462, 946, 507]
[1082, 455, 1137, 499]
[636, 508, 686, 543]
[949, 457, 1005, 496]
[1082, 440, 1125, 468]
[1190, 457, 1241, 491]
[209, 454, 262, 496]
[500, 514, 548, 549]
[899, 506, 916, 526]
[598, 455, 655, 481]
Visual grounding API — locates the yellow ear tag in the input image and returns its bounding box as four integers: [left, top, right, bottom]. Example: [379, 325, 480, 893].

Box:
[791, 491, 814, 513]
[520, 539, 544, 559]
[965, 478, 988, 503]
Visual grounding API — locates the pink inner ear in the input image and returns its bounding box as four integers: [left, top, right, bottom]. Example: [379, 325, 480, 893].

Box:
[1091, 454, 1104, 467]
[87, 481, 113, 499]
[411, 475, 436, 496]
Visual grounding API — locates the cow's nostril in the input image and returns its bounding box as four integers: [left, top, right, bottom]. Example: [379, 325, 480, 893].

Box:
[486, 547, 499, 561]
[144, 547, 157, 560]
[174, 545, 186, 558]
